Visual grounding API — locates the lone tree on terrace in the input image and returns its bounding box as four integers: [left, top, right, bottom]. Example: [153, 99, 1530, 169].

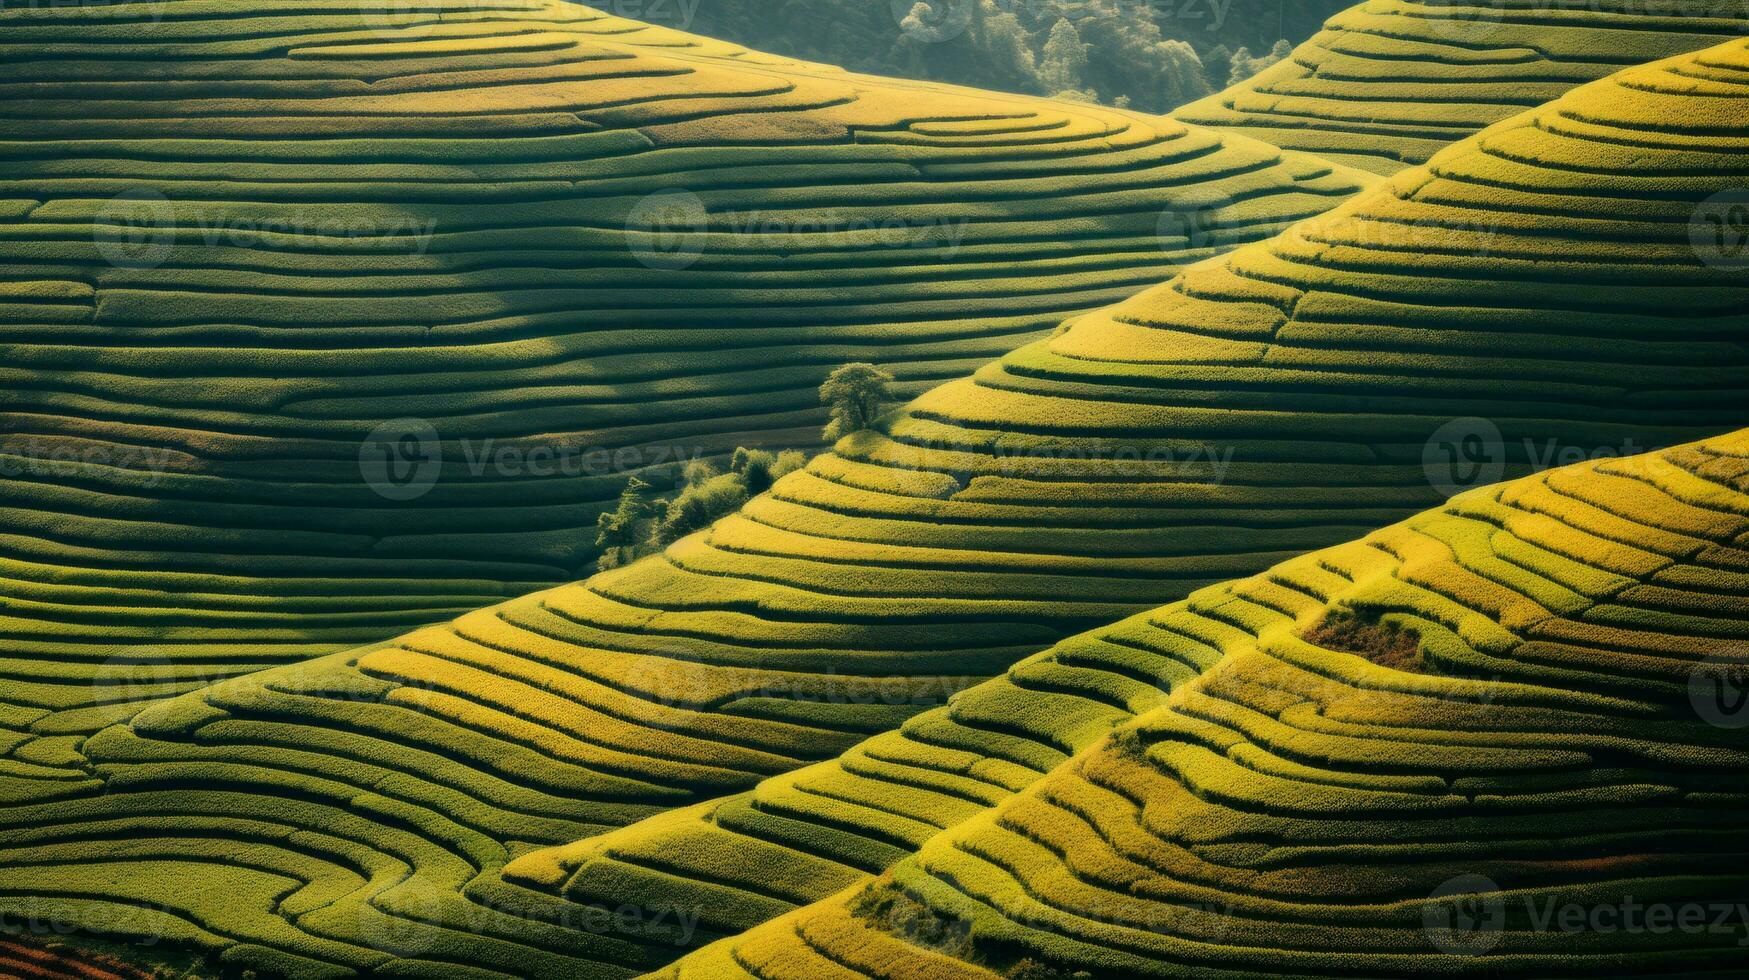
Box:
[820, 362, 893, 442]
[594, 475, 657, 570]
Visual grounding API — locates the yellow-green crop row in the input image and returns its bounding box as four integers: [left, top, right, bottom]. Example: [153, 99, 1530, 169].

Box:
[0, 0, 1375, 750]
[1175, 0, 1749, 173]
[669, 428, 1749, 978]
[5, 32, 1749, 979]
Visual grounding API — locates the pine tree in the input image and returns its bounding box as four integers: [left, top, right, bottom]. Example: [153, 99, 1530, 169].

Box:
[1152, 39, 1210, 110]
[649, 470, 750, 548]
[1226, 45, 1255, 86]
[969, 4, 1039, 95]
[1228, 38, 1292, 86]
[1038, 17, 1090, 98]
[594, 475, 657, 571]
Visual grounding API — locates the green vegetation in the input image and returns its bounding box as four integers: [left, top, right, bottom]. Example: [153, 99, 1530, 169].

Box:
[689, 0, 1350, 113]
[594, 477, 662, 571]
[820, 363, 895, 442]
[596, 448, 808, 571]
[1301, 610, 1424, 672]
[5, 30, 1748, 980]
[1037, 18, 1095, 101]
[649, 451, 810, 550]
[470, 34, 1749, 975]
[1222, 39, 1291, 85]
[663, 428, 1749, 977]
[505, 51, 1749, 960]
[1175, 0, 1749, 173]
[0, 0, 1372, 746]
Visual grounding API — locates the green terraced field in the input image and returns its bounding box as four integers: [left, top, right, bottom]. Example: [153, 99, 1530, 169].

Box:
[675, 427, 1749, 978]
[1174, 0, 1749, 174]
[4, 31, 1748, 980]
[0, 0, 1376, 743]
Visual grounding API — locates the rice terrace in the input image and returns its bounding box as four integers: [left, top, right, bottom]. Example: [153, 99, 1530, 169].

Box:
[0, 0, 1746, 978]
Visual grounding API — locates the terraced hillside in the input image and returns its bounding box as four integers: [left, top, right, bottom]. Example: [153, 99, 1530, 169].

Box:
[0, 936, 158, 980]
[673, 428, 1749, 978]
[4, 36, 1747, 980]
[0, 0, 1374, 742]
[1173, 0, 1749, 173]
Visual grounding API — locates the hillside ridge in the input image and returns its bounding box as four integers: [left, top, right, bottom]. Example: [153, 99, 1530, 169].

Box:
[4, 31, 1747, 980]
[670, 425, 1749, 976]
[0, 0, 1372, 750]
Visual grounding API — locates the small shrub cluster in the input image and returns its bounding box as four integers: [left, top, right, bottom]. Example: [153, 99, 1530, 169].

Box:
[1109, 725, 1149, 762]
[1302, 611, 1426, 673]
[849, 880, 980, 962]
[597, 362, 893, 571]
[595, 448, 808, 571]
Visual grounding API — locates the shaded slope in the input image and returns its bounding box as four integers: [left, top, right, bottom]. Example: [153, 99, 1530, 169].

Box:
[0, 935, 157, 980]
[507, 26, 1749, 944]
[4, 36, 1748, 980]
[676, 428, 1749, 978]
[0, 0, 1370, 742]
[1173, 0, 1749, 174]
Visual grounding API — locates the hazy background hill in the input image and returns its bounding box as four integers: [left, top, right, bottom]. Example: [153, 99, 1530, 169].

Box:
[627, 0, 1353, 113]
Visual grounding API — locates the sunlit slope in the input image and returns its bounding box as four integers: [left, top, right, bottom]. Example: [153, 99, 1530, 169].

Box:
[670, 428, 1749, 979]
[0, 0, 1372, 744]
[1173, 0, 1749, 174]
[4, 38, 1747, 980]
[491, 545, 1221, 953]
[462, 31, 1749, 967]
